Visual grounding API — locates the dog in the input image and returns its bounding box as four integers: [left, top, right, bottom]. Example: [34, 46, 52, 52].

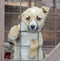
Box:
[8, 6, 49, 60]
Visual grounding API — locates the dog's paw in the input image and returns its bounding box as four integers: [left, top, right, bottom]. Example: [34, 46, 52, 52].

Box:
[8, 25, 19, 40]
[28, 48, 37, 58]
[30, 39, 39, 49]
[28, 39, 39, 58]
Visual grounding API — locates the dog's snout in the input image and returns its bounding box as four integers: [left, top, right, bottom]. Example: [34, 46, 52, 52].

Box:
[31, 25, 35, 29]
[28, 20, 37, 30]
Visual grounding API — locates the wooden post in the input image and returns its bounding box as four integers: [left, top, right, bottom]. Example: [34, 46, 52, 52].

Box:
[44, 43, 60, 61]
[0, 0, 4, 61]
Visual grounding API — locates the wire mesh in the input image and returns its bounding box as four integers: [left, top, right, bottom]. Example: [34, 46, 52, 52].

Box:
[4, 0, 60, 61]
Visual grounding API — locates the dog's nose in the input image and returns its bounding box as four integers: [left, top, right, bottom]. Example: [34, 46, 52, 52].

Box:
[31, 25, 35, 29]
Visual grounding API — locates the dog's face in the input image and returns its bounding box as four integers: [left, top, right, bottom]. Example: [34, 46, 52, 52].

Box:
[19, 6, 49, 31]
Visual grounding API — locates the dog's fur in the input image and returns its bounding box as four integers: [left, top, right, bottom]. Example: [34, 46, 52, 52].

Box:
[8, 6, 49, 60]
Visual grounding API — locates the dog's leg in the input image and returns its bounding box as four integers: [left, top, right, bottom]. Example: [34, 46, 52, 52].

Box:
[39, 32, 44, 60]
[28, 39, 39, 58]
[39, 32, 43, 47]
[29, 48, 37, 58]
[8, 25, 20, 60]
[8, 25, 20, 41]
[29, 32, 44, 60]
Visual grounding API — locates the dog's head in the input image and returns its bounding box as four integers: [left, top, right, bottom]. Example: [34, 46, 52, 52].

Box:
[19, 6, 49, 31]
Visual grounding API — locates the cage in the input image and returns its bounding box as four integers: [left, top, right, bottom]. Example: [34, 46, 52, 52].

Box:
[0, 0, 60, 61]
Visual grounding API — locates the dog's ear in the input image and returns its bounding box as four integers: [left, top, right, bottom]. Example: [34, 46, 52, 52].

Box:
[41, 6, 50, 13]
[18, 15, 22, 22]
[18, 12, 24, 19]
[18, 15, 20, 20]
[18, 15, 21, 19]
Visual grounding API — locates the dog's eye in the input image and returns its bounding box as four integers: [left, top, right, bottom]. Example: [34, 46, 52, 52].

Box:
[26, 16, 30, 20]
[36, 16, 41, 20]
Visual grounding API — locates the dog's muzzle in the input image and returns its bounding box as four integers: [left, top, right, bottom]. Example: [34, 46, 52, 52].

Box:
[28, 20, 38, 31]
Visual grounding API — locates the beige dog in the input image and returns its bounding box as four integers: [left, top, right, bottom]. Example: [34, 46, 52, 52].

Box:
[8, 6, 49, 60]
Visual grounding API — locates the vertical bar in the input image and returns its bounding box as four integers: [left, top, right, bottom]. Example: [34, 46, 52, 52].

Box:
[20, 0, 21, 60]
[0, 0, 4, 61]
[29, 0, 32, 7]
[38, 32, 39, 61]
[54, 0, 57, 46]
[53, 0, 56, 8]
